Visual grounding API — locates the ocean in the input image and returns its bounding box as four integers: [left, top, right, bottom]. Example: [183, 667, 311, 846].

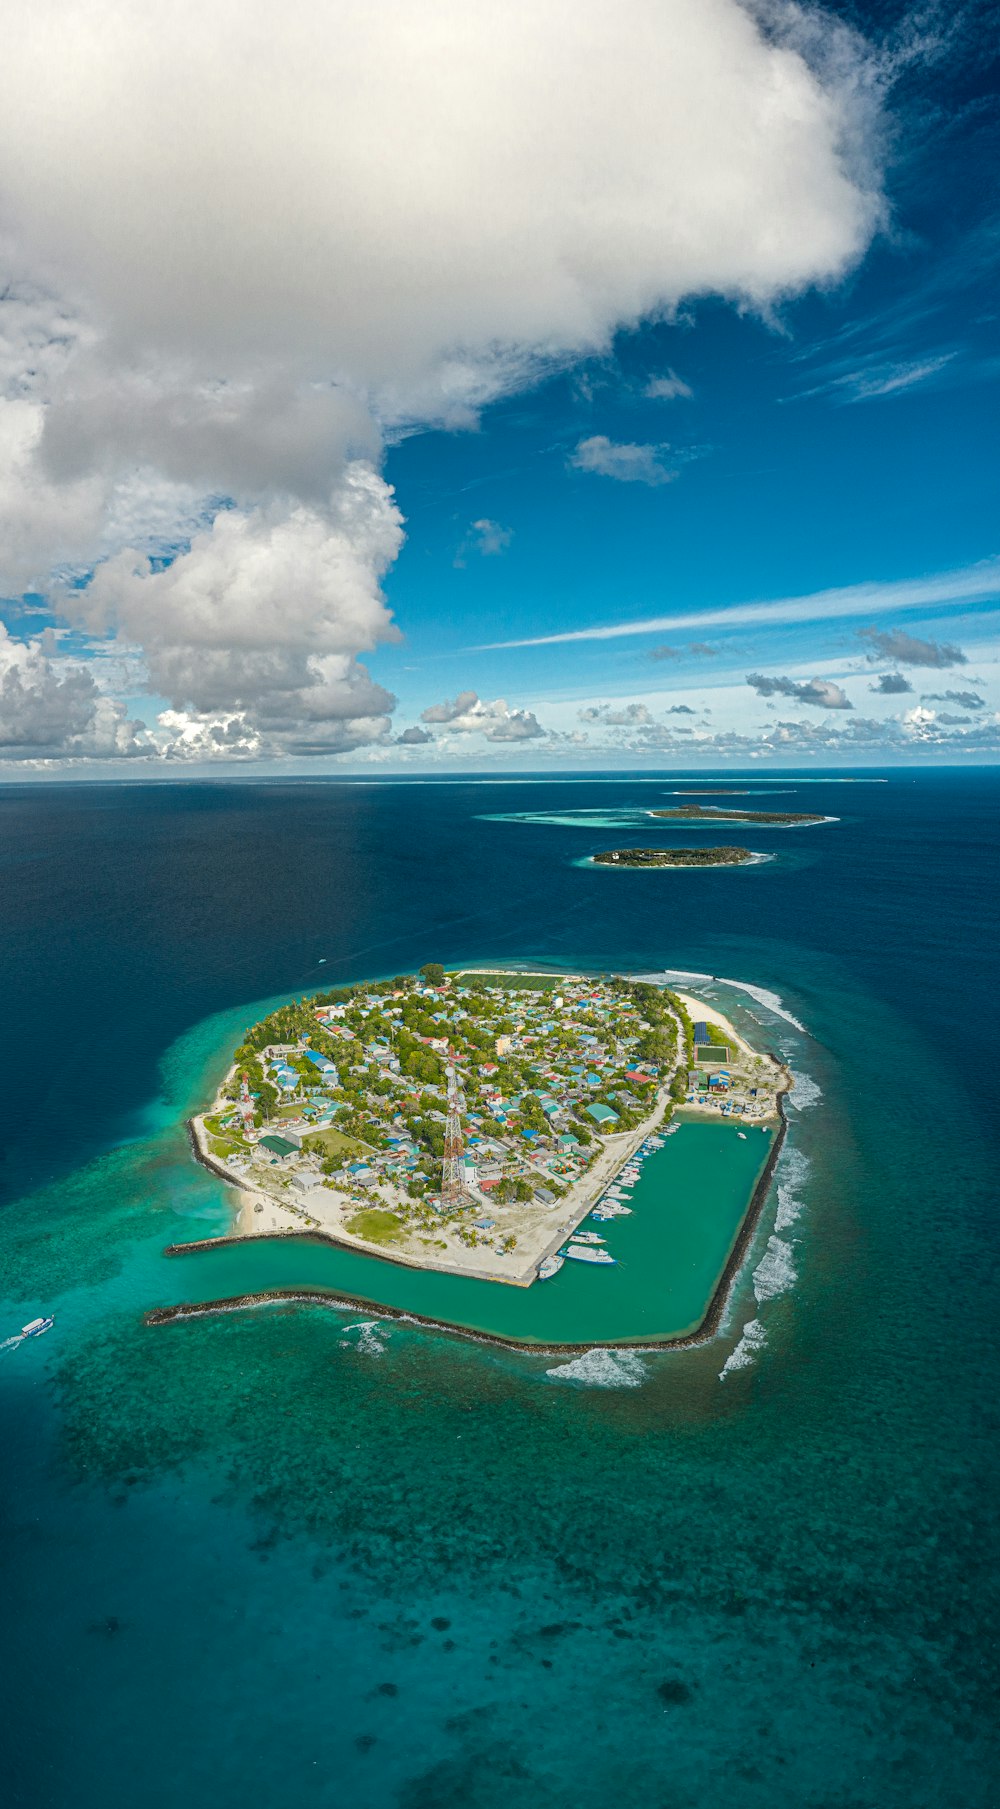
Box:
[1, 770, 997, 1807]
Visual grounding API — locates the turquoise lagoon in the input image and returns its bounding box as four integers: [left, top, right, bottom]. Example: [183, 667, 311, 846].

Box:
[163, 1118, 776, 1344]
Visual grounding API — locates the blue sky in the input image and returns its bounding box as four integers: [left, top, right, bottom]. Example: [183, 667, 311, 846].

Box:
[0, 0, 998, 769]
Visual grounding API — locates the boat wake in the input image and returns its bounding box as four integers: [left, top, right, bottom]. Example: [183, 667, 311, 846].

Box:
[0, 1334, 24, 1353]
[545, 1348, 647, 1388]
[719, 1318, 766, 1379]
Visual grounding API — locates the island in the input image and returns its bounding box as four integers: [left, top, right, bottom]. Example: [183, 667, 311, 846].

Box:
[650, 805, 828, 826]
[593, 846, 754, 868]
[180, 967, 788, 1305]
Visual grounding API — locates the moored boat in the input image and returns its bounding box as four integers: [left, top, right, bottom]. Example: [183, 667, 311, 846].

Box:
[562, 1244, 616, 1265]
[536, 1254, 564, 1280]
[569, 1231, 606, 1245]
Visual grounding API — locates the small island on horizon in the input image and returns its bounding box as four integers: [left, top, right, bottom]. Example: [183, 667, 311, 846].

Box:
[651, 805, 828, 826]
[594, 846, 755, 868]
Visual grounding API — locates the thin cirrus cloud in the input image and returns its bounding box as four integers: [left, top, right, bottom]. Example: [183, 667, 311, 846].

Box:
[475, 559, 1000, 649]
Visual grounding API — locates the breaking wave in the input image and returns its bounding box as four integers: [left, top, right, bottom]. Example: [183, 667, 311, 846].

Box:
[712, 979, 808, 1034]
[753, 1235, 797, 1303]
[787, 1070, 822, 1110]
[719, 1318, 767, 1379]
[546, 1348, 647, 1388]
[775, 1147, 811, 1232]
[339, 1318, 389, 1357]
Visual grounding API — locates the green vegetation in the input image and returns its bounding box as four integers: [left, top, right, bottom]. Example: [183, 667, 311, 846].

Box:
[344, 1209, 407, 1246]
[651, 806, 824, 826]
[594, 846, 753, 867]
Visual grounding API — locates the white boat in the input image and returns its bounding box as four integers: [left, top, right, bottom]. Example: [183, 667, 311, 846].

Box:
[569, 1231, 606, 1245]
[21, 1317, 54, 1338]
[536, 1254, 564, 1280]
[562, 1244, 616, 1265]
[737, 1131, 747, 1139]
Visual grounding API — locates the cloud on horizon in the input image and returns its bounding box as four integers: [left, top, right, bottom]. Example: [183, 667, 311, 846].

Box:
[747, 672, 853, 709]
[859, 627, 967, 668]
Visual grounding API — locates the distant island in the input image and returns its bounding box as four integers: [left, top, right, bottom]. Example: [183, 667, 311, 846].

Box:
[594, 846, 754, 868]
[651, 805, 827, 826]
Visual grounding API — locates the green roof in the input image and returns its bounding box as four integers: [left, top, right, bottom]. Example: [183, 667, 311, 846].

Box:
[585, 1103, 619, 1124]
[259, 1134, 298, 1157]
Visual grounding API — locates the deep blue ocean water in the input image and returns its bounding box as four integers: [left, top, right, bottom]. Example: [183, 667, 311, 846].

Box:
[1, 770, 997, 1808]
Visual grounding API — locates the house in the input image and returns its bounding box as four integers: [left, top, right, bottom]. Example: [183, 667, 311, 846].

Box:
[585, 1102, 620, 1126]
[304, 1049, 338, 1079]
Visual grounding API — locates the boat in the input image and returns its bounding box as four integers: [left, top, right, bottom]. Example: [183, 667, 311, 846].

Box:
[737, 1131, 747, 1140]
[562, 1245, 616, 1265]
[536, 1254, 564, 1280]
[21, 1317, 54, 1338]
[569, 1231, 606, 1245]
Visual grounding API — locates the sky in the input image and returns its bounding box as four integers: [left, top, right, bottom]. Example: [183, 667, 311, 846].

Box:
[0, 0, 998, 773]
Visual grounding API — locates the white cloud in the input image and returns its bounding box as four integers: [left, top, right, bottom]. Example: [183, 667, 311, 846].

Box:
[420, 689, 544, 740]
[569, 436, 674, 486]
[645, 371, 693, 400]
[0, 623, 150, 760]
[79, 464, 401, 747]
[454, 517, 513, 566]
[0, 0, 888, 757]
[478, 559, 1000, 649]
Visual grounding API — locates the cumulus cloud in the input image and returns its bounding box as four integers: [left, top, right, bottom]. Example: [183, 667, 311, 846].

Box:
[922, 689, 985, 709]
[578, 701, 653, 725]
[80, 465, 401, 749]
[0, 0, 887, 758]
[420, 690, 544, 740]
[645, 371, 693, 400]
[667, 703, 695, 714]
[869, 671, 912, 694]
[454, 517, 513, 567]
[747, 672, 853, 709]
[859, 627, 967, 668]
[396, 724, 434, 744]
[0, 624, 150, 760]
[569, 436, 674, 485]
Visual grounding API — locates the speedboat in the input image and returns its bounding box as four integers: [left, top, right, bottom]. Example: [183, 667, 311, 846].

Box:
[562, 1244, 616, 1265]
[536, 1254, 564, 1280]
[21, 1317, 54, 1338]
[737, 1131, 747, 1139]
[569, 1231, 606, 1245]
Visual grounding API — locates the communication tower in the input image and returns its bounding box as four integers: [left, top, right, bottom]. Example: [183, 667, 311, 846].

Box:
[441, 1061, 476, 1212]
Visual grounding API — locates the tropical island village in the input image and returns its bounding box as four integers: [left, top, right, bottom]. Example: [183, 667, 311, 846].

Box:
[191, 968, 788, 1285]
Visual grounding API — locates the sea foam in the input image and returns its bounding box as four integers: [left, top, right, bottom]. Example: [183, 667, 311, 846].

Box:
[787, 1070, 822, 1110]
[339, 1318, 389, 1357]
[753, 1235, 797, 1303]
[719, 1318, 767, 1379]
[546, 1348, 647, 1388]
[775, 1147, 811, 1232]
